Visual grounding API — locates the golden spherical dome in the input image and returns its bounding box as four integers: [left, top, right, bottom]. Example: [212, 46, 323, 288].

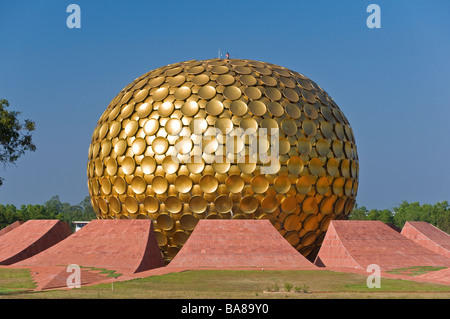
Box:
[87, 58, 358, 263]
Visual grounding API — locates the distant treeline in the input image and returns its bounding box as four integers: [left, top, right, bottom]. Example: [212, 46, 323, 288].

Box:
[0, 196, 449, 234]
[349, 201, 450, 233]
[0, 196, 96, 231]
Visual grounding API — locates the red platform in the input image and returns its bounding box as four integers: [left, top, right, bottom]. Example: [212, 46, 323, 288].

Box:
[168, 219, 316, 269]
[0, 220, 71, 265]
[314, 220, 450, 270]
[15, 220, 164, 274]
[401, 221, 450, 258]
[0, 220, 24, 237]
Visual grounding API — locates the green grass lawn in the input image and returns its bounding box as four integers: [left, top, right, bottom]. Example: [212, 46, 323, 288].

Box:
[1, 268, 449, 299]
[0, 268, 36, 295]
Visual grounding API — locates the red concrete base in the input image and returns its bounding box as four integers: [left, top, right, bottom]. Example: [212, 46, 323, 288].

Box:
[0, 220, 71, 265]
[401, 221, 450, 258]
[314, 220, 450, 270]
[15, 220, 165, 274]
[168, 220, 316, 269]
[0, 220, 24, 236]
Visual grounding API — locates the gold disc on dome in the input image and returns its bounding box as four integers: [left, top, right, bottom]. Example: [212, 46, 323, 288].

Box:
[239, 117, 258, 132]
[199, 175, 219, 193]
[283, 88, 299, 102]
[157, 213, 174, 230]
[131, 176, 147, 194]
[229, 100, 248, 117]
[125, 120, 139, 137]
[223, 86, 242, 100]
[140, 156, 156, 174]
[274, 175, 291, 194]
[113, 176, 127, 195]
[162, 156, 179, 174]
[121, 156, 136, 175]
[214, 195, 233, 213]
[316, 139, 330, 157]
[302, 120, 317, 136]
[244, 87, 262, 100]
[302, 196, 318, 215]
[287, 156, 304, 175]
[205, 100, 224, 116]
[143, 118, 159, 135]
[144, 196, 159, 213]
[152, 87, 169, 101]
[215, 117, 233, 134]
[179, 213, 198, 231]
[191, 74, 210, 85]
[181, 100, 199, 116]
[212, 156, 231, 174]
[131, 137, 146, 155]
[187, 156, 205, 173]
[309, 158, 323, 176]
[186, 65, 205, 75]
[260, 75, 278, 86]
[109, 196, 121, 213]
[198, 85, 216, 100]
[248, 101, 266, 116]
[265, 87, 282, 101]
[261, 195, 278, 213]
[239, 196, 259, 214]
[124, 196, 139, 214]
[211, 65, 229, 74]
[158, 101, 174, 117]
[174, 86, 191, 100]
[152, 137, 169, 155]
[284, 214, 301, 231]
[225, 175, 244, 193]
[239, 74, 257, 86]
[281, 196, 298, 214]
[148, 76, 165, 88]
[267, 102, 284, 117]
[281, 119, 297, 136]
[152, 176, 168, 194]
[316, 176, 330, 194]
[234, 66, 252, 74]
[168, 75, 186, 87]
[250, 175, 269, 193]
[165, 118, 183, 135]
[105, 158, 118, 176]
[134, 89, 149, 103]
[165, 196, 183, 213]
[189, 195, 208, 213]
[216, 74, 235, 86]
[174, 175, 193, 193]
[296, 175, 312, 194]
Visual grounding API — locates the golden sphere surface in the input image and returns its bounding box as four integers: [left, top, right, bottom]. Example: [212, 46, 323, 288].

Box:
[87, 58, 359, 263]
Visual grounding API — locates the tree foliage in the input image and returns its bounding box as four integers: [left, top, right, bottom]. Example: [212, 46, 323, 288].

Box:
[349, 201, 450, 233]
[0, 99, 36, 186]
[0, 195, 96, 231]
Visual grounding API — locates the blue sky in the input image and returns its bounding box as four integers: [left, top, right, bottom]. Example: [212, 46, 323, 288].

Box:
[0, 0, 449, 210]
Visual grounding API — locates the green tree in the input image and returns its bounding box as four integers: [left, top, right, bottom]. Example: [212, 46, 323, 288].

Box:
[0, 99, 36, 186]
[348, 203, 368, 220]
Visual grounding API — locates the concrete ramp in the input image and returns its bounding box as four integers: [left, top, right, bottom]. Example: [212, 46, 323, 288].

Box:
[168, 220, 316, 269]
[15, 220, 164, 274]
[401, 221, 450, 258]
[314, 220, 450, 270]
[0, 221, 24, 236]
[0, 220, 71, 265]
